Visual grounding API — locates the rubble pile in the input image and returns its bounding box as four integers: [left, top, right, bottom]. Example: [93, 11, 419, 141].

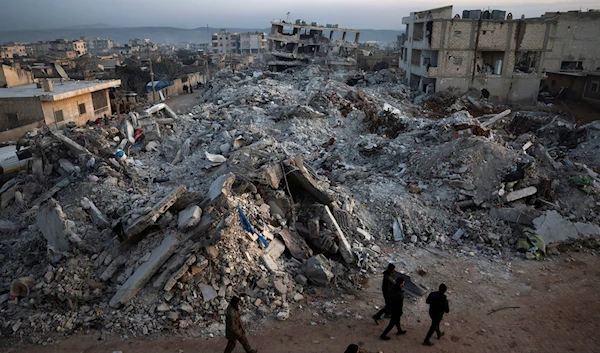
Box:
[1, 65, 600, 343]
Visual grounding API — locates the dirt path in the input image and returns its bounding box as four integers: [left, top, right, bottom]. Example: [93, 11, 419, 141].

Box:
[164, 92, 204, 115]
[7, 248, 600, 353]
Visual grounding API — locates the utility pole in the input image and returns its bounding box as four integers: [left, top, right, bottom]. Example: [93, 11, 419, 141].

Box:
[148, 44, 156, 103]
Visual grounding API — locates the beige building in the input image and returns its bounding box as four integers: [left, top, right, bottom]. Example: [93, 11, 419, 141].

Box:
[0, 44, 27, 59]
[0, 78, 120, 142]
[399, 6, 553, 103]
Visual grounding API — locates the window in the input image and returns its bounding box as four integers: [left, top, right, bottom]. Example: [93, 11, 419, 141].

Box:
[455, 31, 462, 35]
[92, 91, 108, 112]
[54, 110, 64, 122]
[561, 61, 583, 72]
[591, 81, 600, 93]
[7, 113, 19, 129]
[78, 103, 86, 115]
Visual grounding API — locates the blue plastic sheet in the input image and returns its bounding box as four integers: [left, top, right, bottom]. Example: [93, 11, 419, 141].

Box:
[238, 205, 269, 248]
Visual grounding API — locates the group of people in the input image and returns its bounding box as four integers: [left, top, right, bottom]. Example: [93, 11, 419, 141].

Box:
[222, 263, 450, 352]
[372, 263, 450, 346]
[182, 84, 194, 94]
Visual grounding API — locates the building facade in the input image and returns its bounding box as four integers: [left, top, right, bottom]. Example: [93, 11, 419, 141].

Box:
[267, 20, 361, 71]
[239, 32, 267, 55]
[399, 6, 553, 104]
[0, 79, 121, 142]
[87, 38, 115, 52]
[0, 45, 27, 59]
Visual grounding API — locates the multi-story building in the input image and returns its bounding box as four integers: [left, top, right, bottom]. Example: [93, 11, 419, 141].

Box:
[267, 20, 361, 71]
[87, 38, 115, 52]
[399, 5, 553, 103]
[210, 29, 238, 56]
[539, 10, 600, 106]
[239, 32, 267, 55]
[0, 44, 27, 59]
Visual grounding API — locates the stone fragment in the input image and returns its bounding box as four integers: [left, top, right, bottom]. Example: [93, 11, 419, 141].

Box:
[452, 228, 465, 241]
[81, 197, 110, 229]
[261, 254, 279, 273]
[293, 293, 304, 301]
[178, 205, 202, 230]
[167, 312, 179, 321]
[100, 255, 127, 282]
[356, 228, 372, 242]
[180, 303, 194, 313]
[109, 234, 180, 308]
[208, 173, 235, 201]
[36, 199, 70, 252]
[506, 186, 537, 202]
[264, 238, 286, 260]
[274, 279, 287, 295]
[157, 303, 169, 312]
[294, 274, 308, 286]
[303, 254, 334, 286]
[199, 283, 218, 302]
[276, 311, 289, 321]
[278, 229, 313, 260]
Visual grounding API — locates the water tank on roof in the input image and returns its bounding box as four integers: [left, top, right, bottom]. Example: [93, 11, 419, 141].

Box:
[295, 19, 302, 24]
[482, 10, 491, 19]
[311, 22, 318, 26]
[463, 10, 470, 19]
[491, 10, 506, 20]
[464, 10, 481, 19]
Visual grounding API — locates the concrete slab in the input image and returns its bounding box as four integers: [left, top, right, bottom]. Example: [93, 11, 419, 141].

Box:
[123, 185, 186, 240]
[36, 199, 70, 252]
[533, 210, 580, 243]
[208, 173, 235, 201]
[506, 186, 537, 202]
[109, 234, 180, 308]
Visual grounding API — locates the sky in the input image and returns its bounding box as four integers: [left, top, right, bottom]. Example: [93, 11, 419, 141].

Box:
[0, 0, 597, 31]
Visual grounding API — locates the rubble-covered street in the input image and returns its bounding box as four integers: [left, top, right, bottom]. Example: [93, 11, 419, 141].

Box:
[2, 65, 600, 351]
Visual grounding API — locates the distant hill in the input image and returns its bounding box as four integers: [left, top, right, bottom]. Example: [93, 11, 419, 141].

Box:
[0, 26, 403, 45]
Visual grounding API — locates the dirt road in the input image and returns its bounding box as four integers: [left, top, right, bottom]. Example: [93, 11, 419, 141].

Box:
[6, 248, 600, 353]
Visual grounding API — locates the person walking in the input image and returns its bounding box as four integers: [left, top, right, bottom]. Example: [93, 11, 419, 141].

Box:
[380, 277, 407, 340]
[422, 283, 450, 347]
[224, 296, 257, 353]
[372, 263, 396, 324]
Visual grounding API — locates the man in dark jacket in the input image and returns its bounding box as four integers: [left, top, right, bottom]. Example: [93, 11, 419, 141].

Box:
[372, 263, 396, 324]
[380, 277, 407, 340]
[423, 283, 450, 346]
[224, 296, 257, 353]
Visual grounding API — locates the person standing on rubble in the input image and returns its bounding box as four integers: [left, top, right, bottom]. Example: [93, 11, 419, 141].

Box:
[372, 263, 396, 324]
[380, 277, 407, 340]
[422, 283, 450, 347]
[224, 296, 258, 353]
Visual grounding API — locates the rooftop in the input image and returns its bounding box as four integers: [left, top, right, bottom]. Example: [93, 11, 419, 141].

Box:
[271, 20, 360, 33]
[0, 79, 121, 101]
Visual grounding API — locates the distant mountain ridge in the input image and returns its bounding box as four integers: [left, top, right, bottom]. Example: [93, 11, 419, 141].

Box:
[0, 26, 403, 45]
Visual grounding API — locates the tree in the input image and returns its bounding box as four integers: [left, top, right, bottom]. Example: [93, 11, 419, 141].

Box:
[152, 59, 180, 81]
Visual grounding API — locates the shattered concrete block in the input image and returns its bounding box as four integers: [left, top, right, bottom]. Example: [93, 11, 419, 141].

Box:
[109, 234, 180, 308]
[322, 206, 354, 264]
[261, 254, 279, 273]
[208, 173, 235, 201]
[452, 228, 465, 241]
[100, 255, 127, 282]
[392, 217, 404, 241]
[356, 228, 372, 242]
[178, 205, 202, 230]
[122, 185, 186, 241]
[304, 254, 334, 286]
[278, 228, 312, 260]
[274, 279, 287, 295]
[506, 186, 537, 202]
[36, 199, 70, 252]
[264, 238, 286, 260]
[81, 197, 110, 229]
[489, 208, 535, 226]
[533, 210, 600, 243]
[199, 283, 218, 302]
[164, 255, 196, 292]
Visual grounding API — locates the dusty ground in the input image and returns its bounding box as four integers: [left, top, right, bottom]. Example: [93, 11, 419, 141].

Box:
[164, 91, 205, 115]
[7, 247, 600, 353]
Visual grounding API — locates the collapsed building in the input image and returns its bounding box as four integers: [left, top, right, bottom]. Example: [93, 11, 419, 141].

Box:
[267, 20, 361, 71]
[2, 19, 600, 347]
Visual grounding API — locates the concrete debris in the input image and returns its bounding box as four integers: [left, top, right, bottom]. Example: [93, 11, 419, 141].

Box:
[506, 186, 538, 202]
[2, 63, 599, 340]
[533, 210, 600, 243]
[110, 234, 180, 307]
[36, 199, 71, 252]
[178, 205, 202, 230]
[122, 186, 186, 241]
[304, 254, 334, 286]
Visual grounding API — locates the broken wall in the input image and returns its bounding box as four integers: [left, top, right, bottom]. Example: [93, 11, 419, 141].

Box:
[544, 13, 600, 72]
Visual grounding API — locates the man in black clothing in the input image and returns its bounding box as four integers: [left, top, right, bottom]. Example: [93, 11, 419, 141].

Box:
[372, 263, 396, 324]
[423, 283, 450, 346]
[380, 277, 407, 340]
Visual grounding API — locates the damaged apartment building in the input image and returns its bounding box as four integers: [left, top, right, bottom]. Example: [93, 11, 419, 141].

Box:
[399, 6, 600, 104]
[267, 20, 361, 71]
